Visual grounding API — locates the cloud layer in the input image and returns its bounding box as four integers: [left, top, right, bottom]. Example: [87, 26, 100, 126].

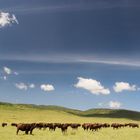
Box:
[113, 82, 136, 93]
[0, 12, 18, 28]
[75, 77, 110, 95]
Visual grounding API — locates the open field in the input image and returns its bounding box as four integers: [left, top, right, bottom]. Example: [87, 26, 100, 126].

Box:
[0, 102, 140, 140]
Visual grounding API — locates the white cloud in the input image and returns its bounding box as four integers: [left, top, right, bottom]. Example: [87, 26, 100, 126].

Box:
[15, 83, 35, 90]
[109, 101, 121, 109]
[98, 101, 122, 109]
[3, 67, 19, 77]
[29, 84, 35, 88]
[75, 77, 110, 95]
[40, 84, 55, 92]
[113, 82, 136, 93]
[15, 83, 28, 90]
[3, 67, 12, 75]
[0, 12, 18, 28]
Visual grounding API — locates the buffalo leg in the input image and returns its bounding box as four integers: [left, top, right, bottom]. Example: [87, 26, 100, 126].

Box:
[16, 129, 19, 135]
[25, 130, 29, 134]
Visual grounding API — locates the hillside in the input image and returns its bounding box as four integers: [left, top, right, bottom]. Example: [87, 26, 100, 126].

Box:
[0, 102, 140, 121]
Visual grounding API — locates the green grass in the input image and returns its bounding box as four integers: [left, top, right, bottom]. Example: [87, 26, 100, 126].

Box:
[0, 102, 140, 140]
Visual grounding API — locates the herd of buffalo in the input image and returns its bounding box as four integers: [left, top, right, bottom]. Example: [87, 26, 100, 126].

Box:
[1, 122, 139, 135]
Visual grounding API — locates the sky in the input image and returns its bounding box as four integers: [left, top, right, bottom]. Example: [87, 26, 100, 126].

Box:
[0, 0, 140, 111]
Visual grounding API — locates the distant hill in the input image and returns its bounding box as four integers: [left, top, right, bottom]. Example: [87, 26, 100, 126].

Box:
[0, 102, 140, 121]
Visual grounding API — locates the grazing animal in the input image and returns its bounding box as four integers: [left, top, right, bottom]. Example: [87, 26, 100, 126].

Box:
[111, 123, 124, 129]
[124, 123, 130, 127]
[11, 123, 17, 127]
[70, 123, 81, 130]
[89, 123, 102, 131]
[16, 123, 37, 135]
[60, 123, 70, 133]
[36, 123, 45, 130]
[2, 123, 7, 127]
[82, 123, 90, 131]
[128, 123, 139, 128]
[102, 123, 110, 128]
[48, 123, 57, 131]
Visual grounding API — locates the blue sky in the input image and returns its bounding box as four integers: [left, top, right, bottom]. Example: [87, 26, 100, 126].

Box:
[0, 0, 140, 111]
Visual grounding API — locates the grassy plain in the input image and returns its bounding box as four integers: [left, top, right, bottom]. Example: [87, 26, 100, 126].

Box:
[0, 102, 140, 140]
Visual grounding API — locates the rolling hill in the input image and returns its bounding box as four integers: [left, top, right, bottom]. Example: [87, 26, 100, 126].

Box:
[0, 102, 140, 121]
